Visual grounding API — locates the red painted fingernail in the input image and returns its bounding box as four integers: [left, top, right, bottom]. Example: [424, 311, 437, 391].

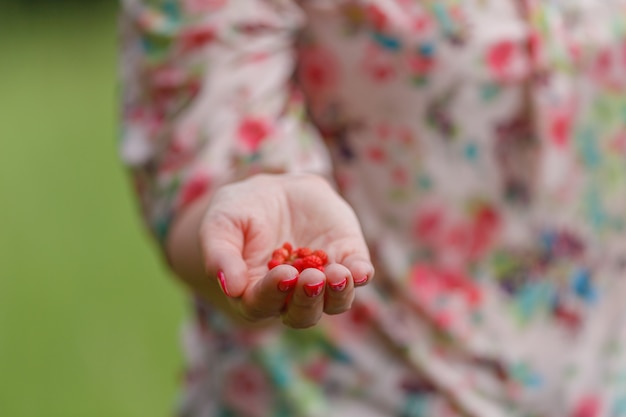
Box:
[278, 276, 298, 293]
[304, 282, 325, 298]
[329, 278, 348, 292]
[217, 270, 231, 297]
[354, 275, 369, 286]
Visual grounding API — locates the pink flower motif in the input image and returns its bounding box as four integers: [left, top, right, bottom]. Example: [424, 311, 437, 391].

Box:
[407, 54, 435, 75]
[303, 358, 329, 382]
[182, 0, 226, 13]
[366, 4, 388, 31]
[223, 365, 271, 417]
[391, 167, 409, 185]
[468, 205, 501, 261]
[410, 14, 433, 34]
[178, 172, 211, 211]
[570, 395, 601, 417]
[160, 124, 200, 172]
[366, 146, 386, 163]
[609, 130, 626, 153]
[409, 263, 444, 307]
[442, 223, 471, 254]
[487, 40, 520, 81]
[178, 25, 216, 53]
[363, 44, 397, 83]
[409, 263, 483, 310]
[413, 207, 445, 243]
[298, 46, 339, 94]
[550, 111, 572, 148]
[237, 117, 272, 152]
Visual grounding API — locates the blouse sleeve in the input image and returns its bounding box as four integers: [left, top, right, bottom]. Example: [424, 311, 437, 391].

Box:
[119, 0, 331, 245]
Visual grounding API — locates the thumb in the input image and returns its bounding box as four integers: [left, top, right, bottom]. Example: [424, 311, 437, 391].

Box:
[201, 223, 249, 298]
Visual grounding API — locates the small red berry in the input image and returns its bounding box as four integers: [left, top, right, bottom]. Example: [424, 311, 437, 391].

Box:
[291, 258, 307, 272]
[267, 242, 329, 272]
[313, 249, 328, 265]
[272, 248, 289, 260]
[282, 242, 293, 254]
[296, 247, 313, 257]
[268, 259, 283, 270]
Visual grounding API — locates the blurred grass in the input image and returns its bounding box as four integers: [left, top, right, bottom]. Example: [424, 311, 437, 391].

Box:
[0, 2, 187, 417]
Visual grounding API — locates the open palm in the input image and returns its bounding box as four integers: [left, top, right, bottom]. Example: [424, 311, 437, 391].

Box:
[201, 174, 374, 328]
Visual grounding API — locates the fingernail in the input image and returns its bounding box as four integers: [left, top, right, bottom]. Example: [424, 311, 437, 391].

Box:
[304, 282, 325, 298]
[354, 275, 369, 286]
[329, 278, 348, 292]
[217, 270, 231, 297]
[278, 276, 298, 293]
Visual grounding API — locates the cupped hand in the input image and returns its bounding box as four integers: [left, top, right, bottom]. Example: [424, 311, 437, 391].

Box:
[200, 173, 374, 329]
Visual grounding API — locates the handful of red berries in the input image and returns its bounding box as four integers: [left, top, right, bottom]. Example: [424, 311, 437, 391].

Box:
[267, 242, 329, 272]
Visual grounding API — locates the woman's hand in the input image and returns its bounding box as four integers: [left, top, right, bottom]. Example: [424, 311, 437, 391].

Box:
[200, 173, 374, 329]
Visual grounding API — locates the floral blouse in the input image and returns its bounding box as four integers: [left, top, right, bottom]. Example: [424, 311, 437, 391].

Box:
[119, 0, 626, 416]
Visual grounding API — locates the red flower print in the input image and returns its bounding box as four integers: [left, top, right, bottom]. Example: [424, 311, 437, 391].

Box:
[527, 30, 542, 64]
[371, 64, 396, 81]
[298, 46, 339, 93]
[366, 146, 386, 163]
[363, 45, 397, 83]
[554, 303, 582, 331]
[303, 358, 329, 382]
[179, 25, 216, 53]
[409, 263, 444, 307]
[570, 395, 601, 417]
[407, 54, 435, 75]
[161, 124, 200, 172]
[414, 208, 444, 243]
[377, 123, 391, 140]
[349, 302, 375, 326]
[178, 173, 211, 211]
[366, 4, 388, 31]
[410, 263, 483, 311]
[592, 48, 622, 88]
[237, 117, 272, 152]
[223, 365, 271, 417]
[468, 204, 501, 260]
[152, 66, 187, 91]
[474, 204, 500, 231]
[391, 167, 409, 185]
[609, 130, 626, 153]
[411, 14, 432, 34]
[595, 49, 613, 77]
[487, 40, 517, 80]
[443, 223, 471, 253]
[550, 111, 572, 148]
[182, 0, 226, 13]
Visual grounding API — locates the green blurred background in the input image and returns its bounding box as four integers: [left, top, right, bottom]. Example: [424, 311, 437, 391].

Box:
[0, 1, 187, 416]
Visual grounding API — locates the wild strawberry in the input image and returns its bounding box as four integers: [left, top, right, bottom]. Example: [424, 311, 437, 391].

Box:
[272, 248, 290, 260]
[295, 247, 313, 258]
[292, 255, 325, 272]
[313, 249, 328, 265]
[282, 242, 293, 254]
[267, 242, 329, 272]
[268, 259, 284, 270]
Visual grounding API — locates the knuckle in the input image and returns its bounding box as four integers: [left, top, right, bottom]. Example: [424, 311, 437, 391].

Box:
[239, 302, 272, 322]
[325, 301, 353, 315]
[324, 306, 349, 316]
[281, 306, 323, 329]
[282, 316, 318, 329]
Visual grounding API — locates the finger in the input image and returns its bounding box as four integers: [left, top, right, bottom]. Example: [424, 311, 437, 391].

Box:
[201, 225, 249, 298]
[239, 264, 300, 321]
[323, 263, 355, 315]
[282, 268, 326, 329]
[340, 253, 375, 288]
